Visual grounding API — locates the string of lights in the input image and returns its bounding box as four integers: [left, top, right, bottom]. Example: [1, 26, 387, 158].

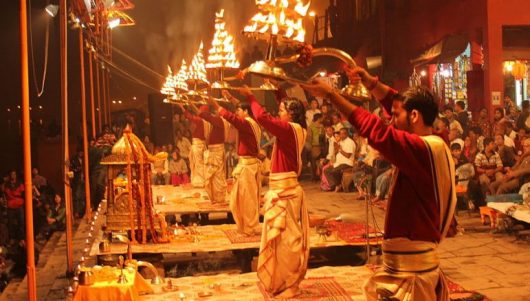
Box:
[94, 52, 160, 92]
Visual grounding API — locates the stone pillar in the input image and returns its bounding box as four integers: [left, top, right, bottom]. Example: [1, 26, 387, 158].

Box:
[483, 1, 504, 118]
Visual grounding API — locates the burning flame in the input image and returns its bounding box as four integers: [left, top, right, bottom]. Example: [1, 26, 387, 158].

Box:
[206, 9, 240, 69]
[188, 42, 210, 84]
[244, 0, 310, 43]
[160, 65, 177, 100]
[175, 60, 189, 92]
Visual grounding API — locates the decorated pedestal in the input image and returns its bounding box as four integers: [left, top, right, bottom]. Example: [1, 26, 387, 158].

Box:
[100, 127, 169, 244]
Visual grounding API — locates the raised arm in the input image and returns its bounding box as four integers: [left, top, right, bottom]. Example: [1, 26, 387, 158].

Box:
[206, 95, 252, 134]
[301, 78, 431, 178]
[344, 66, 398, 116]
[237, 86, 292, 139]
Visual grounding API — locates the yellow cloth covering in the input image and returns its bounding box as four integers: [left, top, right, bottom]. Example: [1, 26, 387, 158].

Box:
[189, 138, 207, 188]
[363, 135, 456, 301]
[230, 156, 262, 235]
[74, 269, 152, 301]
[204, 143, 227, 203]
[257, 172, 309, 297]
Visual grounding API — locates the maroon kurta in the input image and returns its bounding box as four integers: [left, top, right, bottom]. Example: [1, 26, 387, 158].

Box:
[183, 110, 206, 140]
[219, 108, 259, 157]
[348, 89, 441, 243]
[248, 95, 299, 173]
[199, 108, 225, 145]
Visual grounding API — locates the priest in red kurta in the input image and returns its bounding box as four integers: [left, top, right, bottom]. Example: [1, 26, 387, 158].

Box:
[238, 86, 309, 298]
[179, 104, 211, 188]
[302, 68, 456, 301]
[207, 92, 262, 235]
[197, 104, 229, 204]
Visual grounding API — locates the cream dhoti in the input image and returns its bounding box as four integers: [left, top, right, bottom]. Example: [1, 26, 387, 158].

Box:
[257, 172, 309, 297]
[189, 138, 207, 188]
[230, 156, 261, 235]
[363, 238, 449, 301]
[204, 143, 226, 203]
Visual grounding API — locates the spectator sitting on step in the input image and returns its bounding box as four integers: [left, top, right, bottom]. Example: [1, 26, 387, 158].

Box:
[168, 149, 190, 186]
[490, 138, 530, 195]
[474, 137, 503, 195]
[451, 143, 475, 187]
[494, 133, 516, 168]
[324, 128, 356, 192]
[443, 105, 463, 136]
[43, 193, 66, 238]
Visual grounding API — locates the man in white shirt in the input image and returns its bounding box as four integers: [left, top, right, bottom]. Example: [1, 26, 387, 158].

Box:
[305, 99, 321, 127]
[324, 128, 356, 192]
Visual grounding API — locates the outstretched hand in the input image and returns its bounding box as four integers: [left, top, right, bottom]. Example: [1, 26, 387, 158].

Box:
[300, 79, 334, 98]
[221, 89, 232, 100]
[237, 85, 253, 100]
[344, 66, 378, 88]
[205, 96, 218, 108]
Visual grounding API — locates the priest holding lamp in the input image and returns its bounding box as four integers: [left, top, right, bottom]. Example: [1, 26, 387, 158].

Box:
[235, 86, 308, 298]
[205, 92, 262, 236]
[302, 67, 457, 301]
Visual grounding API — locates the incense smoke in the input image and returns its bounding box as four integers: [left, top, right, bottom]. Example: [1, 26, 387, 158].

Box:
[132, 0, 255, 75]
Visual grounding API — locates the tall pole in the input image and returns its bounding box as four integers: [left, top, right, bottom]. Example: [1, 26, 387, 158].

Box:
[79, 29, 92, 221]
[19, 0, 37, 300]
[106, 27, 112, 124]
[95, 56, 102, 132]
[95, 12, 102, 133]
[89, 50, 96, 139]
[101, 64, 108, 125]
[60, 0, 74, 274]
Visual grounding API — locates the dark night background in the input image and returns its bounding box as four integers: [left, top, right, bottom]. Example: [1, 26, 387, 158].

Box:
[0, 1, 327, 175]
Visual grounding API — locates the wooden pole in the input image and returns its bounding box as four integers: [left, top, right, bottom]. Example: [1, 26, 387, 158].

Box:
[19, 0, 37, 299]
[88, 50, 96, 139]
[95, 13, 102, 133]
[106, 27, 112, 124]
[79, 29, 92, 221]
[60, 0, 74, 274]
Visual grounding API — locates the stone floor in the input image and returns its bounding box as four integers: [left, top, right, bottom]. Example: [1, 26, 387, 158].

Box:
[2, 182, 530, 300]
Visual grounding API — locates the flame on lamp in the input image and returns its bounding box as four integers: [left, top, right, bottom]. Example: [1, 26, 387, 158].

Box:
[160, 66, 176, 99]
[188, 42, 210, 84]
[244, 0, 311, 43]
[206, 9, 240, 69]
[175, 60, 189, 91]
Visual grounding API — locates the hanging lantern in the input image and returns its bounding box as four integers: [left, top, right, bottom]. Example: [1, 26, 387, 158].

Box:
[512, 61, 527, 80]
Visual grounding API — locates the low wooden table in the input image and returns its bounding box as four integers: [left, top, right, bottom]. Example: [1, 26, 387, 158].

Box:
[151, 185, 230, 215]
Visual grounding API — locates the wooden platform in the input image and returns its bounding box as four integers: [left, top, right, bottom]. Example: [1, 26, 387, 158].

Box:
[90, 223, 382, 257]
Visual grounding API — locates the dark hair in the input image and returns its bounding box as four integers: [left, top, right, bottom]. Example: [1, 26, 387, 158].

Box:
[237, 102, 254, 119]
[523, 100, 530, 110]
[450, 143, 462, 150]
[469, 126, 483, 136]
[444, 105, 454, 112]
[401, 86, 439, 127]
[313, 113, 322, 122]
[282, 97, 307, 129]
[456, 101, 466, 110]
[494, 107, 504, 118]
[483, 137, 494, 146]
